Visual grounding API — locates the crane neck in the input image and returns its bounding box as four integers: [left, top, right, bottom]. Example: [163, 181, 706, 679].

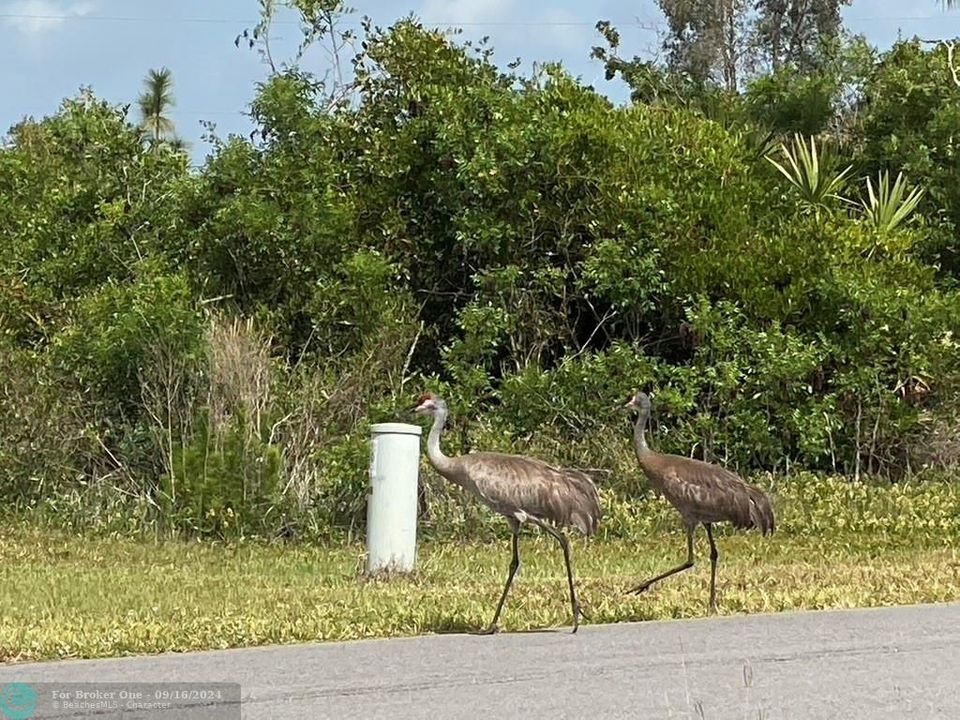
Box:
[426, 404, 456, 476]
[633, 405, 652, 458]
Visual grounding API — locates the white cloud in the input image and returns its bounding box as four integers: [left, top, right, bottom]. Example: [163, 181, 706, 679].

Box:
[3, 0, 96, 36]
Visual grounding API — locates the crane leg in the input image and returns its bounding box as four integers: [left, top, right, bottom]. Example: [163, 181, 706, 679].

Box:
[705, 522, 719, 614]
[531, 518, 589, 634]
[626, 524, 695, 595]
[478, 521, 521, 635]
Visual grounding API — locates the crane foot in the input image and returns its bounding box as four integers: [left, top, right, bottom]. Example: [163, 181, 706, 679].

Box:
[626, 582, 651, 595]
[474, 624, 500, 636]
[569, 603, 590, 634]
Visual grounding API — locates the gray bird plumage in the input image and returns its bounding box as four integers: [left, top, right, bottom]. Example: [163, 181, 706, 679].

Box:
[440, 452, 601, 536]
[414, 392, 601, 634]
[623, 390, 775, 613]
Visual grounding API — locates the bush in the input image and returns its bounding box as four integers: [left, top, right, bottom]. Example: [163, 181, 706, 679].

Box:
[160, 409, 286, 539]
[3, 19, 960, 542]
[49, 271, 204, 423]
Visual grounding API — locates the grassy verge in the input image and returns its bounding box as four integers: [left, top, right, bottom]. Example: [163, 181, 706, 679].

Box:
[1, 514, 958, 663]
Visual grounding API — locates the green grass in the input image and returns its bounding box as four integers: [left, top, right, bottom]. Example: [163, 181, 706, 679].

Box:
[2, 491, 959, 663]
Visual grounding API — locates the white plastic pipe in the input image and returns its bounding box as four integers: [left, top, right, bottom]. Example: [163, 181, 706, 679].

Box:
[366, 422, 423, 574]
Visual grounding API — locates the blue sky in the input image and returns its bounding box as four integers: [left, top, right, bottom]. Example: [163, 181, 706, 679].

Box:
[2, 0, 959, 164]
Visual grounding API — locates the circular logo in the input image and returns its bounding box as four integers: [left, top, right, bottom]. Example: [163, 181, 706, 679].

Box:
[0, 683, 37, 720]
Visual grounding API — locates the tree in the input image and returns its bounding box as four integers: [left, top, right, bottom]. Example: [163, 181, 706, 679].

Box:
[236, 0, 357, 109]
[650, 0, 850, 90]
[137, 67, 185, 149]
[855, 39, 960, 274]
[754, 0, 851, 72]
[656, 0, 750, 91]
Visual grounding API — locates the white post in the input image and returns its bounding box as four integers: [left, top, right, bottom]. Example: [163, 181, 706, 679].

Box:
[366, 422, 423, 575]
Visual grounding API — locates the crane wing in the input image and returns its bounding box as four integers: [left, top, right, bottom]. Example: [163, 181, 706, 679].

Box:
[458, 452, 602, 536]
[654, 455, 775, 534]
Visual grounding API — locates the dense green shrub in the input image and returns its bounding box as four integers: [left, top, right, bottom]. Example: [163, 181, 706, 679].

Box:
[0, 91, 191, 345]
[855, 39, 960, 274]
[49, 271, 204, 421]
[2, 16, 960, 541]
[160, 409, 286, 539]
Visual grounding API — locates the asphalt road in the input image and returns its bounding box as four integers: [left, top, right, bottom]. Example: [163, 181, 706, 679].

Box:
[2, 603, 959, 720]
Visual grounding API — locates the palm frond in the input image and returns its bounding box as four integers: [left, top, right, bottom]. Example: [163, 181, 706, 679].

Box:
[137, 67, 177, 144]
[765, 133, 852, 212]
[858, 170, 926, 234]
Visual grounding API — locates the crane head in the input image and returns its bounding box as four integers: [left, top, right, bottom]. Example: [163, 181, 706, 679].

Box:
[623, 390, 652, 412]
[413, 392, 443, 415]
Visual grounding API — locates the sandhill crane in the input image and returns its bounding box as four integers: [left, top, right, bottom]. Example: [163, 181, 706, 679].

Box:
[413, 392, 602, 634]
[623, 391, 775, 613]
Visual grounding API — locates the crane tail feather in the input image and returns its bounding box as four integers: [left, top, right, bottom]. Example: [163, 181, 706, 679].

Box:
[562, 468, 603, 537]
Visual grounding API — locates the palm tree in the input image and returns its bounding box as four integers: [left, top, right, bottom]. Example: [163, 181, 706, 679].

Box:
[137, 67, 179, 147]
